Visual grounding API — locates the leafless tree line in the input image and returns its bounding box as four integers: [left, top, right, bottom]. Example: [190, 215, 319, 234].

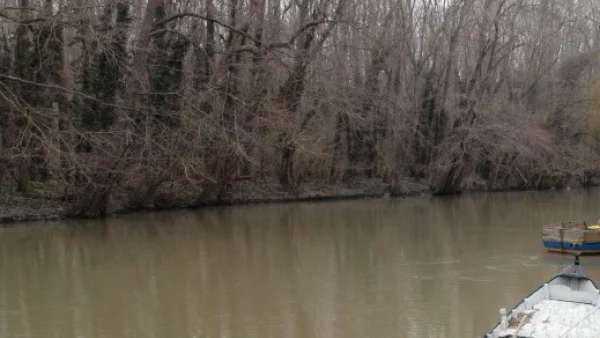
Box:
[1, 0, 600, 215]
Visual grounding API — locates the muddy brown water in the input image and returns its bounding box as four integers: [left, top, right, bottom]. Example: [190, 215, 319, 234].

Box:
[2, 188, 600, 338]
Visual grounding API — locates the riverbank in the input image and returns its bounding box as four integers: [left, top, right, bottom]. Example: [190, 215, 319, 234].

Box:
[0, 175, 595, 225]
[0, 177, 432, 224]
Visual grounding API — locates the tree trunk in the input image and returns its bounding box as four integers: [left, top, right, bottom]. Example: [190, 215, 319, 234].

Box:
[16, 156, 30, 193]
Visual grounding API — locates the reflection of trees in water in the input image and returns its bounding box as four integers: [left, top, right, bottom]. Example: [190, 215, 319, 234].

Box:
[0, 203, 532, 338]
[4, 189, 600, 337]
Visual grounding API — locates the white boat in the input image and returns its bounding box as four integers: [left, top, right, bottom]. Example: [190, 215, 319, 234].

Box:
[482, 255, 600, 338]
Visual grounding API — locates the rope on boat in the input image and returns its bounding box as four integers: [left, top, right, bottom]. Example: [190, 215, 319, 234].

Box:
[557, 305, 600, 337]
[512, 311, 534, 337]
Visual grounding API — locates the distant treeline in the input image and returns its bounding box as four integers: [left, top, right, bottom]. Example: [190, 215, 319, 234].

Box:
[1, 0, 600, 216]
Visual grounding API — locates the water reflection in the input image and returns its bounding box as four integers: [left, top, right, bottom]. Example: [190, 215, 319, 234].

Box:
[2, 189, 600, 337]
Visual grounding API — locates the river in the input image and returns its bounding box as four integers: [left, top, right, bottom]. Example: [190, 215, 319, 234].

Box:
[2, 188, 600, 338]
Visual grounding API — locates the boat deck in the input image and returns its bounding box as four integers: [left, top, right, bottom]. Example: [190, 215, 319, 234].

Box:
[496, 299, 600, 338]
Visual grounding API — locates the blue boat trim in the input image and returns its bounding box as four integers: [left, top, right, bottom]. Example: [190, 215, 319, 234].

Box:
[542, 240, 600, 251]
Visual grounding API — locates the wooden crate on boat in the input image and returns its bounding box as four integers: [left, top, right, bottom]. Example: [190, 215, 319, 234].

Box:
[541, 227, 585, 244]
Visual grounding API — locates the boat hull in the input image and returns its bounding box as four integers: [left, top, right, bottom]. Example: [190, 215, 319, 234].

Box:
[542, 240, 600, 255]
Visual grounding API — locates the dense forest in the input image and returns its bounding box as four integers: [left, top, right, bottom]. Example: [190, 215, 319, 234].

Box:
[1, 0, 600, 217]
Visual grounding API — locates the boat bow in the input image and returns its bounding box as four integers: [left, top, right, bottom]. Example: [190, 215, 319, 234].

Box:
[483, 255, 600, 338]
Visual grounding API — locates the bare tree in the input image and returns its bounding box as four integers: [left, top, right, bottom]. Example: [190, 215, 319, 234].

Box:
[1, 0, 600, 215]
